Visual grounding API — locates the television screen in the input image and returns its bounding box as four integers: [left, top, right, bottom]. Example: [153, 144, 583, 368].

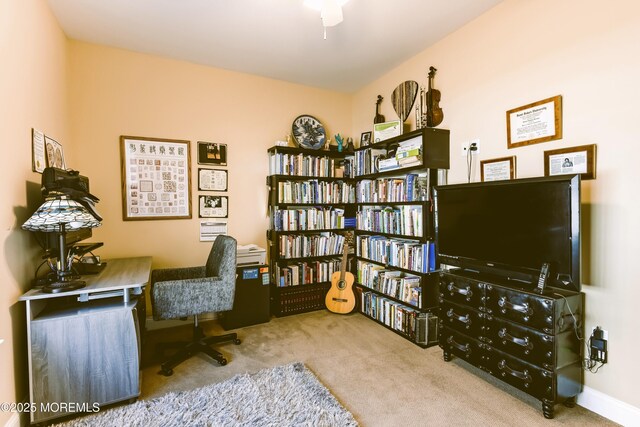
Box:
[433, 174, 580, 291]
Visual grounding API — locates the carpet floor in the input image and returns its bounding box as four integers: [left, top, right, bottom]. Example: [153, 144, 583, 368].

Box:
[53, 362, 356, 427]
[137, 310, 616, 426]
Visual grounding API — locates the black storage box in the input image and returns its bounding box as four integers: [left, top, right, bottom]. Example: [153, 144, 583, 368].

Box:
[220, 264, 270, 330]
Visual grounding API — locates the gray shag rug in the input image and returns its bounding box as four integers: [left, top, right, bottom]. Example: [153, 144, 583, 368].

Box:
[54, 362, 358, 427]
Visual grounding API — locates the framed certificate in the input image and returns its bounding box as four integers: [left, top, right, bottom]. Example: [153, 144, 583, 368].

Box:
[199, 195, 228, 218]
[544, 144, 596, 180]
[507, 95, 562, 148]
[198, 168, 228, 191]
[480, 156, 516, 182]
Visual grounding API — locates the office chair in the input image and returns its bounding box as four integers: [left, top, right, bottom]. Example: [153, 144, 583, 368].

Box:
[150, 235, 240, 376]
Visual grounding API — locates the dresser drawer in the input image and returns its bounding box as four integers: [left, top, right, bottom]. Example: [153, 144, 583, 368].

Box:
[440, 327, 486, 367]
[440, 301, 484, 338]
[484, 348, 555, 402]
[484, 285, 555, 333]
[439, 273, 485, 308]
[484, 315, 555, 369]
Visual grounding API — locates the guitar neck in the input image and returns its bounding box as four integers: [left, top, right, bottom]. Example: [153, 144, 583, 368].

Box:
[339, 242, 349, 281]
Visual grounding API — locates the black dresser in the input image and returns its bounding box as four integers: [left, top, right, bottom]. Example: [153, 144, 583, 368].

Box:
[439, 269, 584, 418]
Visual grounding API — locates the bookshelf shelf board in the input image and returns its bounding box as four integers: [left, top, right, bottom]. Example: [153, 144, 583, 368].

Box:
[268, 146, 347, 158]
[356, 201, 426, 206]
[275, 254, 349, 263]
[268, 175, 352, 182]
[270, 228, 354, 236]
[355, 283, 433, 312]
[273, 281, 331, 289]
[355, 256, 438, 276]
[354, 164, 426, 180]
[274, 202, 355, 208]
[357, 312, 432, 349]
[355, 229, 426, 240]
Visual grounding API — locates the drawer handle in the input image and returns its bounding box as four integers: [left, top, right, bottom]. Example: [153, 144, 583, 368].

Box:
[497, 297, 533, 316]
[498, 328, 534, 350]
[446, 336, 471, 356]
[447, 283, 473, 299]
[447, 308, 471, 325]
[498, 360, 532, 385]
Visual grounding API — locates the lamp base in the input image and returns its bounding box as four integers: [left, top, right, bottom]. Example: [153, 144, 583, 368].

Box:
[42, 279, 86, 294]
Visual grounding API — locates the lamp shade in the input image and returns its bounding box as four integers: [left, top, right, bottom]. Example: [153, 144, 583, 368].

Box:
[22, 198, 101, 232]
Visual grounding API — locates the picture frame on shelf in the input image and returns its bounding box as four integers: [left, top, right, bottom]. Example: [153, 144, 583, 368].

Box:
[360, 131, 372, 147]
[373, 120, 402, 143]
[544, 144, 596, 180]
[480, 156, 516, 182]
[44, 135, 66, 169]
[32, 128, 46, 173]
[120, 135, 192, 221]
[197, 141, 227, 166]
[507, 95, 562, 149]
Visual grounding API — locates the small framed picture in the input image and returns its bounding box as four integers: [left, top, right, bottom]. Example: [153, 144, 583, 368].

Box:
[480, 156, 516, 182]
[360, 131, 372, 147]
[198, 141, 227, 166]
[198, 168, 228, 191]
[198, 195, 228, 218]
[45, 136, 66, 169]
[544, 144, 596, 180]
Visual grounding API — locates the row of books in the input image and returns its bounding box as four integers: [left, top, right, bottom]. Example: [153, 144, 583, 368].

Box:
[271, 207, 346, 231]
[393, 135, 423, 169]
[356, 235, 436, 273]
[356, 173, 430, 203]
[357, 260, 422, 308]
[357, 205, 423, 237]
[269, 152, 338, 177]
[276, 258, 342, 287]
[352, 148, 387, 177]
[277, 180, 355, 204]
[361, 291, 420, 340]
[279, 233, 346, 259]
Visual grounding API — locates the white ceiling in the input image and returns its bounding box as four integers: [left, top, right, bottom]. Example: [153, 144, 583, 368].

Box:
[47, 0, 503, 93]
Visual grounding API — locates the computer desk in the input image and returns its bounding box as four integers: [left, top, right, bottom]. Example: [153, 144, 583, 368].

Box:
[19, 256, 152, 424]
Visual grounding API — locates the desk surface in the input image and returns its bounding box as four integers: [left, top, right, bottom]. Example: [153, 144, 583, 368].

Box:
[20, 256, 152, 301]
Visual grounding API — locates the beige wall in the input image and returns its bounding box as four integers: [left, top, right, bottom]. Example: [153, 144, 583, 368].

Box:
[0, 0, 69, 424]
[352, 0, 640, 410]
[67, 41, 352, 267]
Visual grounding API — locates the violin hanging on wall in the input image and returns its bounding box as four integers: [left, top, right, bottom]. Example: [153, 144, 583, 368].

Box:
[374, 95, 385, 124]
[426, 66, 443, 127]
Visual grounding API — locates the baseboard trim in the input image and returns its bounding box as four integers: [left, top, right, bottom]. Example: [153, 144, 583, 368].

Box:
[578, 385, 640, 426]
[4, 412, 20, 427]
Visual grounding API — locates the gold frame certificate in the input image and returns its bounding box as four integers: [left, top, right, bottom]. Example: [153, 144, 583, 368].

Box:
[507, 95, 562, 148]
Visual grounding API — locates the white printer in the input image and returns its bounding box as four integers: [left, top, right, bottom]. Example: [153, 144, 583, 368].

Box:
[237, 244, 267, 266]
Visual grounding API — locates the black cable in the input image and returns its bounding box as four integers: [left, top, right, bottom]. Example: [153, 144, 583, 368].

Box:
[467, 146, 472, 183]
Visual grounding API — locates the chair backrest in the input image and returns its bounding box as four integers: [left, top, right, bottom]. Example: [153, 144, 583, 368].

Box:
[206, 235, 237, 280]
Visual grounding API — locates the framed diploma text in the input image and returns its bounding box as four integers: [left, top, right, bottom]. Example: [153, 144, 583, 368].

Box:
[507, 95, 562, 149]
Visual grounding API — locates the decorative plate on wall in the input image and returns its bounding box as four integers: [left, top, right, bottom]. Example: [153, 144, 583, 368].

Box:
[291, 115, 326, 150]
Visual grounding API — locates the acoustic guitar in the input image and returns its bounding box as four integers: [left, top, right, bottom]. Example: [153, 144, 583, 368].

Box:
[325, 233, 356, 314]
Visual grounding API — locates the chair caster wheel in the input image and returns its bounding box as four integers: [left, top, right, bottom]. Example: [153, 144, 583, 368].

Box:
[160, 368, 174, 376]
[234, 339, 241, 345]
[219, 358, 228, 366]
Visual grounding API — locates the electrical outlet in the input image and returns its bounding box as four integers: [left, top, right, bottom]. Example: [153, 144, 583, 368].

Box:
[461, 141, 469, 156]
[470, 138, 480, 154]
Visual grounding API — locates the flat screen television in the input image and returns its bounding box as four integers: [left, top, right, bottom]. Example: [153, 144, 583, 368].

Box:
[433, 174, 581, 292]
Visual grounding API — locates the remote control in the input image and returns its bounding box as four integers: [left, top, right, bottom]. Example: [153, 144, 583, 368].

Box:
[535, 262, 550, 294]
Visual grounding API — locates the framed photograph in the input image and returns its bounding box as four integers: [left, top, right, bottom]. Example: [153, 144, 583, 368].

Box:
[32, 128, 46, 173]
[544, 144, 596, 180]
[507, 95, 562, 149]
[360, 131, 372, 147]
[120, 136, 192, 220]
[198, 168, 228, 191]
[373, 120, 402, 143]
[199, 195, 228, 218]
[199, 220, 228, 242]
[44, 135, 66, 169]
[480, 156, 516, 182]
[198, 141, 227, 166]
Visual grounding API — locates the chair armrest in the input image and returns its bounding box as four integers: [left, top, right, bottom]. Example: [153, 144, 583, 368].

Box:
[151, 266, 206, 284]
[151, 276, 235, 320]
